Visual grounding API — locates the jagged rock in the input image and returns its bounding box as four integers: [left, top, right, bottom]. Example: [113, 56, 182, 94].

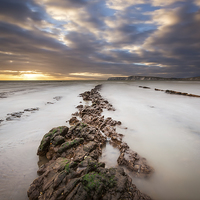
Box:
[28, 157, 152, 200]
[78, 84, 153, 178]
[83, 141, 98, 153]
[37, 126, 69, 156]
[80, 106, 103, 118]
[24, 108, 39, 111]
[76, 105, 83, 109]
[69, 117, 79, 125]
[117, 149, 154, 177]
[66, 123, 98, 142]
[72, 112, 79, 116]
[57, 138, 84, 154]
[53, 136, 65, 146]
[6, 111, 24, 120]
[28, 85, 154, 200]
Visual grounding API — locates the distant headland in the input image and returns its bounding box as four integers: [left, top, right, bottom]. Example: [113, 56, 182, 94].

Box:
[107, 75, 200, 81]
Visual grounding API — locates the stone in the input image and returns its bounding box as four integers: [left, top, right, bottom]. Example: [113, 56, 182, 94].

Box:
[83, 141, 98, 153]
[37, 126, 69, 156]
[53, 136, 65, 146]
[69, 117, 79, 125]
[139, 86, 151, 89]
[117, 149, 154, 177]
[24, 108, 39, 111]
[28, 157, 152, 200]
[57, 138, 84, 154]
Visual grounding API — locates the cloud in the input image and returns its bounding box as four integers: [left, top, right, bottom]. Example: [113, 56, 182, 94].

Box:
[106, 0, 147, 10]
[143, 4, 200, 61]
[0, 0, 43, 22]
[0, 0, 200, 79]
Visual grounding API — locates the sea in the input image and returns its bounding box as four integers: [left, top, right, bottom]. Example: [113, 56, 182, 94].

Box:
[0, 80, 200, 200]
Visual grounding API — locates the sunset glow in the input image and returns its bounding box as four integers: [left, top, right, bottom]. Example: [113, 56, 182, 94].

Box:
[0, 70, 57, 80]
[22, 73, 46, 80]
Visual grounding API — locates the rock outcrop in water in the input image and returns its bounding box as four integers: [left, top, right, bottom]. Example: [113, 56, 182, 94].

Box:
[165, 90, 200, 97]
[138, 86, 200, 98]
[27, 85, 153, 200]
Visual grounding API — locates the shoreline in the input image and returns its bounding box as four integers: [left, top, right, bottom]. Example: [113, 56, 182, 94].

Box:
[28, 84, 153, 200]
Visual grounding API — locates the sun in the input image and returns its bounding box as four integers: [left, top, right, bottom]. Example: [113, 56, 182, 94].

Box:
[22, 72, 48, 80]
[23, 73, 45, 80]
[23, 74, 40, 80]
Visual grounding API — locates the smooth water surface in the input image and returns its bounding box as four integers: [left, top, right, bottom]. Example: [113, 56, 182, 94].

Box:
[0, 81, 200, 200]
[101, 81, 200, 200]
[0, 81, 99, 200]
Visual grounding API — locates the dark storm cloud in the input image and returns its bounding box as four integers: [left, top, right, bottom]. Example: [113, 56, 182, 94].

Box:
[141, 2, 200, 77]
[0, 0, 44, 23]
[0, 0, 200, 79]
[0, 22, 67, 52]
[65, 31, 107, 53]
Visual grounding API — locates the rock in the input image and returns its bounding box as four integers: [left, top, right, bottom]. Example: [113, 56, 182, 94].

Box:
[37, 137, 50, 156]
[53, 96, 62, 101]
[117, 149, 154, 177]
[6, 111, 24, 120]
[139, 86, 151, 89]
[53, 136, 65, 146]
[24, 108, 39, 111]
[155, 88, 164, 91]
[46, 102, 54, 104]
[83, 141, 98, 153]
[6, 116, 15, 121]
[76, 105, 83, 109]
[66, 123, 98, 142]
[28, 157, 152, 200]
[57, 138, 84, 154]
[72, 112, 79, 116]
[28, 85, 154, 200]
[37, 126, 69, 156]
[165, 90, 200, 97]
[80, 106, 103, 118]
[69, 117, 79, 125]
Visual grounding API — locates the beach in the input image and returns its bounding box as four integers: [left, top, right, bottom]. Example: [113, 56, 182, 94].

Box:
[0, 81, 200, 200]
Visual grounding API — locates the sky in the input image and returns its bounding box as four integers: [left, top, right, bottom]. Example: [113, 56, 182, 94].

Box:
[0, 0, 200, 80]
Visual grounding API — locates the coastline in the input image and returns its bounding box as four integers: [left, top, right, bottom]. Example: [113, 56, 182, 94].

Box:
[27, 84, 153, 200]
[1, 81, 200, 200]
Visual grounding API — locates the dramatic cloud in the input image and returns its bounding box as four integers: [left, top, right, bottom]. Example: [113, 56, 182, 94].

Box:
[0, 0, 200, 80]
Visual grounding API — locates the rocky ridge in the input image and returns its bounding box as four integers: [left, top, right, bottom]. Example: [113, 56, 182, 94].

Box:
[139, 86, 200, 98]
[0, 96, 63, 124]
[108, 75, 200, 81]
[27, 85, 153, 200]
